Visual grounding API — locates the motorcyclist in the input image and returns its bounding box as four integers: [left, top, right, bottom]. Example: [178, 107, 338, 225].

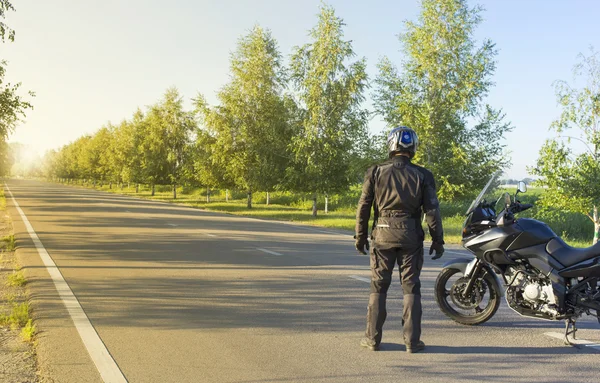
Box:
[355, 126, 444, 353]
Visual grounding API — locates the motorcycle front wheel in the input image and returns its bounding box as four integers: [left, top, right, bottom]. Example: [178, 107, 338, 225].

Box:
[434, 267, 500, 325]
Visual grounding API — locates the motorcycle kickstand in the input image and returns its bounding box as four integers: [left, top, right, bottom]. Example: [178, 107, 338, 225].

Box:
[564, 318, 578, 346]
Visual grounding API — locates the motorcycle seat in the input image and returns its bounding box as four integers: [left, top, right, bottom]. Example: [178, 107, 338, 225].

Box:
[546, 237, 600, 267]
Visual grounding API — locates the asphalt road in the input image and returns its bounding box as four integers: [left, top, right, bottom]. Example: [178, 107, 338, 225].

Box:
[5, 179, 600, 383]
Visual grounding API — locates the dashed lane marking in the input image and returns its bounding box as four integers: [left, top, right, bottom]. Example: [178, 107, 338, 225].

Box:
[349, 275, 371, 283]
[257, 248, 282, 256]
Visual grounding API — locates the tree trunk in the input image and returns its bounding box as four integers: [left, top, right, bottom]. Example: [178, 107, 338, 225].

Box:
[121, 183, 124, 190]
[325, 194, 329, 214]
[173, 184, 177, 199]
[151, 184, 155, 196]
[225, 189, 229, 202]
[207, 187, 210, 203]
[594, 206, 599, 245]
[109, 182, 112, 189]
[93, 179, 96, 188]
[135, 184, 139, 193]
[266, 192, 270, 206]
[312, 194, 318, 218]
[247, 191, 252, 209]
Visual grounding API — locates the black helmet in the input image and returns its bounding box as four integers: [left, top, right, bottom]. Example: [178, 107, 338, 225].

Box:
[387, 126, 419, 158]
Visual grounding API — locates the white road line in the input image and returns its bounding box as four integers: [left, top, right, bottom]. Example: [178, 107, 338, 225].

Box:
[544, 332, 600, 351]
[205, 233, 217, 237]
[445, 250, 470, 256]
[257, 248, 282, 256]
[5, 184, 128, 383]
[349, 275, 371, 283]
[167, 223, 178, 227]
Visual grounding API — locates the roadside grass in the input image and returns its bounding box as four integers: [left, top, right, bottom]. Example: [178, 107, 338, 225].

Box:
[63, 180, 596, 248]
[0, 302, 31, 329]
[7, 269, 26, 287]
[20, 319, 36, 343]
[0, 187, 36, 343]
[3, 234, 15, 251]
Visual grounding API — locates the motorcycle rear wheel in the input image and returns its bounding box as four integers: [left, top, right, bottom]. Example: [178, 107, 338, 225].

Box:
[435, 267, 501, 325]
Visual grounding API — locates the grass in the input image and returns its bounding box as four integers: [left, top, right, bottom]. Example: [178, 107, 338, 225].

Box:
[6, 270, 27, 287]
[63, 180, 598, 247]
[0, 302, 31, 330]
[3, 234, 16, 251]
[0, 186, 36, 344]
[20, 319, 36, 343]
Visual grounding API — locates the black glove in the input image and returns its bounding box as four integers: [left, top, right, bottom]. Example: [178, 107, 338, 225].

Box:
[355, 237, 370, 255]
[429, 242, 444, 260]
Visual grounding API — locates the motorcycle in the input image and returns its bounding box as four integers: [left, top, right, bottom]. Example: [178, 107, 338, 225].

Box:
[434, 173, 600, 344]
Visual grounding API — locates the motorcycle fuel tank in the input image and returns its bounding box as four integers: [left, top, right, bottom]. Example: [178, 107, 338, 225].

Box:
[506, 218, 557, 251]
[463, 225, 521, 255]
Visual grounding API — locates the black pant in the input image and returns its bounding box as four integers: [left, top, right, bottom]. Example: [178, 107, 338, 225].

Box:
[365, 244, 424, 346]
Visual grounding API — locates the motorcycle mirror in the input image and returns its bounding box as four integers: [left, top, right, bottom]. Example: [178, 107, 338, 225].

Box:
[517, 181, 527, 194]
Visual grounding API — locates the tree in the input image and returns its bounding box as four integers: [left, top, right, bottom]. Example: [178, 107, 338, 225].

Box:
[188, 114, 234, 202]
[197, 26, 293, 208]
[374, 0, 511, 199]
[0, 0, 15, 43]
[289, 4, 369, 216]
[137, 88, 195, 197]
[0, 1, 33, 153]
[109, 119, 139, 186]
[531, 49, 600, 244]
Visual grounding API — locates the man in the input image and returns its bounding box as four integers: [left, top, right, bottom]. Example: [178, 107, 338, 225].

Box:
[355, 126, 444, 353]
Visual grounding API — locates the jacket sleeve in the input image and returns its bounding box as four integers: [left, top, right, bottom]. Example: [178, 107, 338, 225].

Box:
[423, 170, 444, 244]
[355, 166, 376, 241]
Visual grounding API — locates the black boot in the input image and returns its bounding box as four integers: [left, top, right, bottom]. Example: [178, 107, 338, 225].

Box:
[406, 340, 425, 353]
[360, 337, 380, 351]
[363, 293, 387, 349]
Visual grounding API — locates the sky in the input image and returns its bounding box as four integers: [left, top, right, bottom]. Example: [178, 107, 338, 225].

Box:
[2, 0, 600, 179]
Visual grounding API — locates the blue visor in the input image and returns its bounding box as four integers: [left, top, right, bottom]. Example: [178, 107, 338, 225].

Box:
[400, 132, 413, 145]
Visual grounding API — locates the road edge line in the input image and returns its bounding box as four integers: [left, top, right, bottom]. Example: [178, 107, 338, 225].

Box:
[4, 183, 128, 383]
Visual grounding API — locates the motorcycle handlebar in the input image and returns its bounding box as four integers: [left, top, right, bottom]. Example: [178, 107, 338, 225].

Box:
[510, 203, 533, 213]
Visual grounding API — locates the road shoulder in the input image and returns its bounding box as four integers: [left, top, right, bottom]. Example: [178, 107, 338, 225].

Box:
[7, 189, 102, 383]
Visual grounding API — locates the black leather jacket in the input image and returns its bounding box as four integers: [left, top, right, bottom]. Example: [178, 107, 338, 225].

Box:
[355, 155, 444, 247]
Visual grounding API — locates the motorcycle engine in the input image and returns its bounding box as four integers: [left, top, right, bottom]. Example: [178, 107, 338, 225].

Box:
[505, 265, 559, 318]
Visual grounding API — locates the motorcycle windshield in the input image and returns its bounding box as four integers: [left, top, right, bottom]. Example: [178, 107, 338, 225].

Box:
[465, 171, 501, 215]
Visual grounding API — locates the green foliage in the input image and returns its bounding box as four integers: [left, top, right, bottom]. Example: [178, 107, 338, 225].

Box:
[531, 48, 600, 241]
[288, 4, 369, 199]
[0, 1, 33, 175]
[8, 302, 29, 329]
[0, 61, 34, 150]
[20, 319, 35, 342]
[6, 270, 25, 287]
[0, 302, 30, 330]
[3, 233, 14, 251]
[374, 0, 511, 200]
[0, 0, 14, 43]
[140, 88, 195, 187]
[195, 26, 293, 206]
